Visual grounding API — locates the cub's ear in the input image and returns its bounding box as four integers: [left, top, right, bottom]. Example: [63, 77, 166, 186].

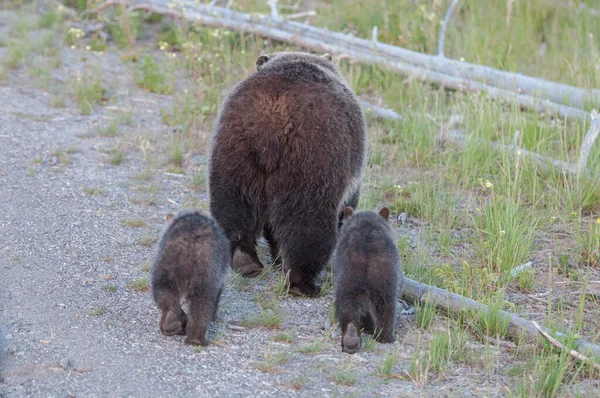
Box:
[165, 213, 175, 222]
[378, 207, 390, 221]
[322, 53, 333, 61]
[343, 206, 354, 219]
[256, 54, 271, 70]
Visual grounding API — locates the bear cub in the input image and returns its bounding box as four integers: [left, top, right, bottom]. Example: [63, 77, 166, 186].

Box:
[209, 51, 367, 297]
[151, 210, 230, 346]
[334, 207, 404, 354]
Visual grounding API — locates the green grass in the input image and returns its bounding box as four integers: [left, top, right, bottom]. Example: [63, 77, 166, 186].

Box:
[576, 219, 600, 267]
[133, 169, 153, 181]
[136, 55, 171, 94]
[241, 308, 285, 329]
[330, 369, 357, 386]
[49, 147, 75, 165]
[252, 352, 289, 373]
[376, 349, 398, 379]
[98, 120, 120, 137]
[127, 277, 148, 292]
[319, 268, 333, 296]
[83, 186, 104, 195]
[272, 332, 295, 344]
[120, 218, 148, 228]
[409, 325, 471, 380]
[110, 9, 143, 48]
[426, 328, 469, 374]
[166, 134, 188, 165]
[38, 11, 62, 29]
[297, 340, 326, 355]
[252, 291, 278, 311]
[273, 269, 290, 297]
[140, 262, 151, 272]
[189, 169, 206, 191]
[108, 150, 126, 166]
[49, 93, 66, 108]
[74, 78, 106, 115]
[415, 297, 437, 330]
[138, 235, 158, 247]
[471, 302, 510, 340]
[4, 41, 31, 69]
[90, 307, 106, 316]
[362, 335, 377, 352]
[103, 285, 117, 292]
[229, 271, 251, 291]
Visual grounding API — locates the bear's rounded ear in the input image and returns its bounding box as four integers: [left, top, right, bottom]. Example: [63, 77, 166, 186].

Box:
[343, 206, 354, 219]
[256, 54, 271, 70]
[166, 213, 175, 222]
[322, 53, 333, 61]
[378, 207, 390, 221]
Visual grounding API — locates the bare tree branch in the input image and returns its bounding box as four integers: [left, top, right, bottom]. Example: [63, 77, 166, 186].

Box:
[267, 0, 279, 19]
[358, 100, 401, 121]
[438, 0, 460, 57]
[532, 321, 600, 371]
[403, 277, 600, 359]
[284, 10, 316, 20]
[577, 109, 600, 174]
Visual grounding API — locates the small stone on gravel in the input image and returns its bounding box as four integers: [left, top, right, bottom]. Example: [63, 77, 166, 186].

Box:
[59, 357, 70, 370]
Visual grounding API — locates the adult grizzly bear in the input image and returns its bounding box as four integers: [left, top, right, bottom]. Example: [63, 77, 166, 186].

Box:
[334, 207, 404, 354]
[209, 51, 367, 297]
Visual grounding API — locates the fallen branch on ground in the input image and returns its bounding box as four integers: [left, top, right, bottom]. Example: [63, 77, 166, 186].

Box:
[86, 0, 597, 120]
[444, 109, 599, 180]
[358, 100, 402, 121]
[532, 321, 600, 372]
[402, 277, 600, 360]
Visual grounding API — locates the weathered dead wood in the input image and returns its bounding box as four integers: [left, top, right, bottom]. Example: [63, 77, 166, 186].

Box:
[88, 0, 596, 120]
[446, 109, 599, 180]
[403, 277, 600, 359]
[358, 100, 402, 121]
[578, 110, 600, 174]
[532, 321, 600, 371]
[437, 0, 460, 58]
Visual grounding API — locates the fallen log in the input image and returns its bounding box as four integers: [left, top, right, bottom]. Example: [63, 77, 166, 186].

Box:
[402, 277, 600, 360]
[88, 0, 594, 121]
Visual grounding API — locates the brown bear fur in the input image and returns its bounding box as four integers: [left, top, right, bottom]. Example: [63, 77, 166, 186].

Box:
[208, 51, 367, 297]
[151, 210, 230, 346]
[334, 207, 404, 354]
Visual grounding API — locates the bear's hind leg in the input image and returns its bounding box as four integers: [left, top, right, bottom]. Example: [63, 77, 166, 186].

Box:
[185, 290, 215, 346]
[232, 240, 264, 278]
[263, 224, 281, 267]
[277, 216, 337, 297]
[210, 188, 264, 277]
[374, 302, 396, 344]
[155, 289, 187, 336]
[341, 322, 361, 354]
